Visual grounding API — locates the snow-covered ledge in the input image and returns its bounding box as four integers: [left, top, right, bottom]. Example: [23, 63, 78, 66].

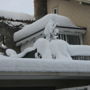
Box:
[1, 39, 90, 80]
[0, 57, 90, 80]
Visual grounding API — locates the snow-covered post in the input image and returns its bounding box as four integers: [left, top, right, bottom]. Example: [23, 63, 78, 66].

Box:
[44, 19, 57, 41]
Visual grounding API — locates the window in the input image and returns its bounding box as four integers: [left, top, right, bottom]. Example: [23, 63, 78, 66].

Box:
[58, 34, 82, 45]
[67, 35, 81, 45]
[53, 8, 58, 14]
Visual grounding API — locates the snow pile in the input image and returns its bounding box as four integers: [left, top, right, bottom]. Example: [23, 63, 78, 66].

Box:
[34, 38, 90, 60]
[5, 38, 72, 60]
[50, 40, 72, 60]
[34, 38, 52, 59]
[34, 38, 72, 60]
[5, 38, 90, 60]
[0, 10, 35, 21]
[14, 14, 76, 42]
[69, 45, 90, 56]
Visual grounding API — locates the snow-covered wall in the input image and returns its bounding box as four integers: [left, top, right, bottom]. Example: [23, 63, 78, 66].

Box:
[14, 14, 76, 42]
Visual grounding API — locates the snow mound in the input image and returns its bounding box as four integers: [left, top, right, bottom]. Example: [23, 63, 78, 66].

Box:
[0, 10, 35, 21]
[34, 38, 52, 59]
[50, 40, 72, 60]
[34, 38, 72, 60]
[14, 14, 76, 42]
[69, 45, 90, 56]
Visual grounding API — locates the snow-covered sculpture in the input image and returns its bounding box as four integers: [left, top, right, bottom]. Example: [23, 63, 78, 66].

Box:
[34, 38, 52, 59]
[34, 38, 72, 60]
[44, 19, 57, 41]
[50, 40, 72, 60]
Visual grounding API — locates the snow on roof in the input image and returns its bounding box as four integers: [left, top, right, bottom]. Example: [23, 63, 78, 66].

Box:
[14, 14, 76, 42]
[0, 10, 35, 21]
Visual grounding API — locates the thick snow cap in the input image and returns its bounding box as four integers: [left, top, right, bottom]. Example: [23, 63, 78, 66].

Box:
[0, 10, 35, 21]
[14, 14, 76, 42]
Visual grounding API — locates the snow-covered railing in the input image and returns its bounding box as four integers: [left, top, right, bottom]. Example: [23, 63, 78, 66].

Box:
[69, 45, 90, 60]
[15, 26, 86, 46]
[72, 56, 90, 60]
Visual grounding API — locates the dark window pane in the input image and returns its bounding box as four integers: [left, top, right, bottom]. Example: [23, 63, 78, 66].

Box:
[58, 34, 81, 45]
[67, 35, 80, 45]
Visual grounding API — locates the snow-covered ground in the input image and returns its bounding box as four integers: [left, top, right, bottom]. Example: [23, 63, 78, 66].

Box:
[14, 14, 76, 42]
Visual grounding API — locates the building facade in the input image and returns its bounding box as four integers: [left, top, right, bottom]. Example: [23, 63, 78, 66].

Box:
[34, 0, 90, 45]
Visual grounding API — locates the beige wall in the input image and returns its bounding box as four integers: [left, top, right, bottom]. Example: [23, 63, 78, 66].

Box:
[47, 0, 90, 45]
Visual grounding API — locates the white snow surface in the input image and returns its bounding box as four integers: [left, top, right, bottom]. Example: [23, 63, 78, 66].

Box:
[34, 38, 90, 59]
[50, 40, 72, 60]
[14, 14, 76, 42]
[34, 38, 72, 60]
[1, 39, 90, 72]
[69, 45, 90, 56]
[0, 57, 90, 72]
[34, 38, 52, 59]
[6, 47, 35, 58]
[0, 10, 35, 21]
[6, 38, 90, 59]
[6, 49, 18, 58]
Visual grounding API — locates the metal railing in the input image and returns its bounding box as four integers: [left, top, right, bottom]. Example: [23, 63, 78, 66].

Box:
[72, 56, 90, 60]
